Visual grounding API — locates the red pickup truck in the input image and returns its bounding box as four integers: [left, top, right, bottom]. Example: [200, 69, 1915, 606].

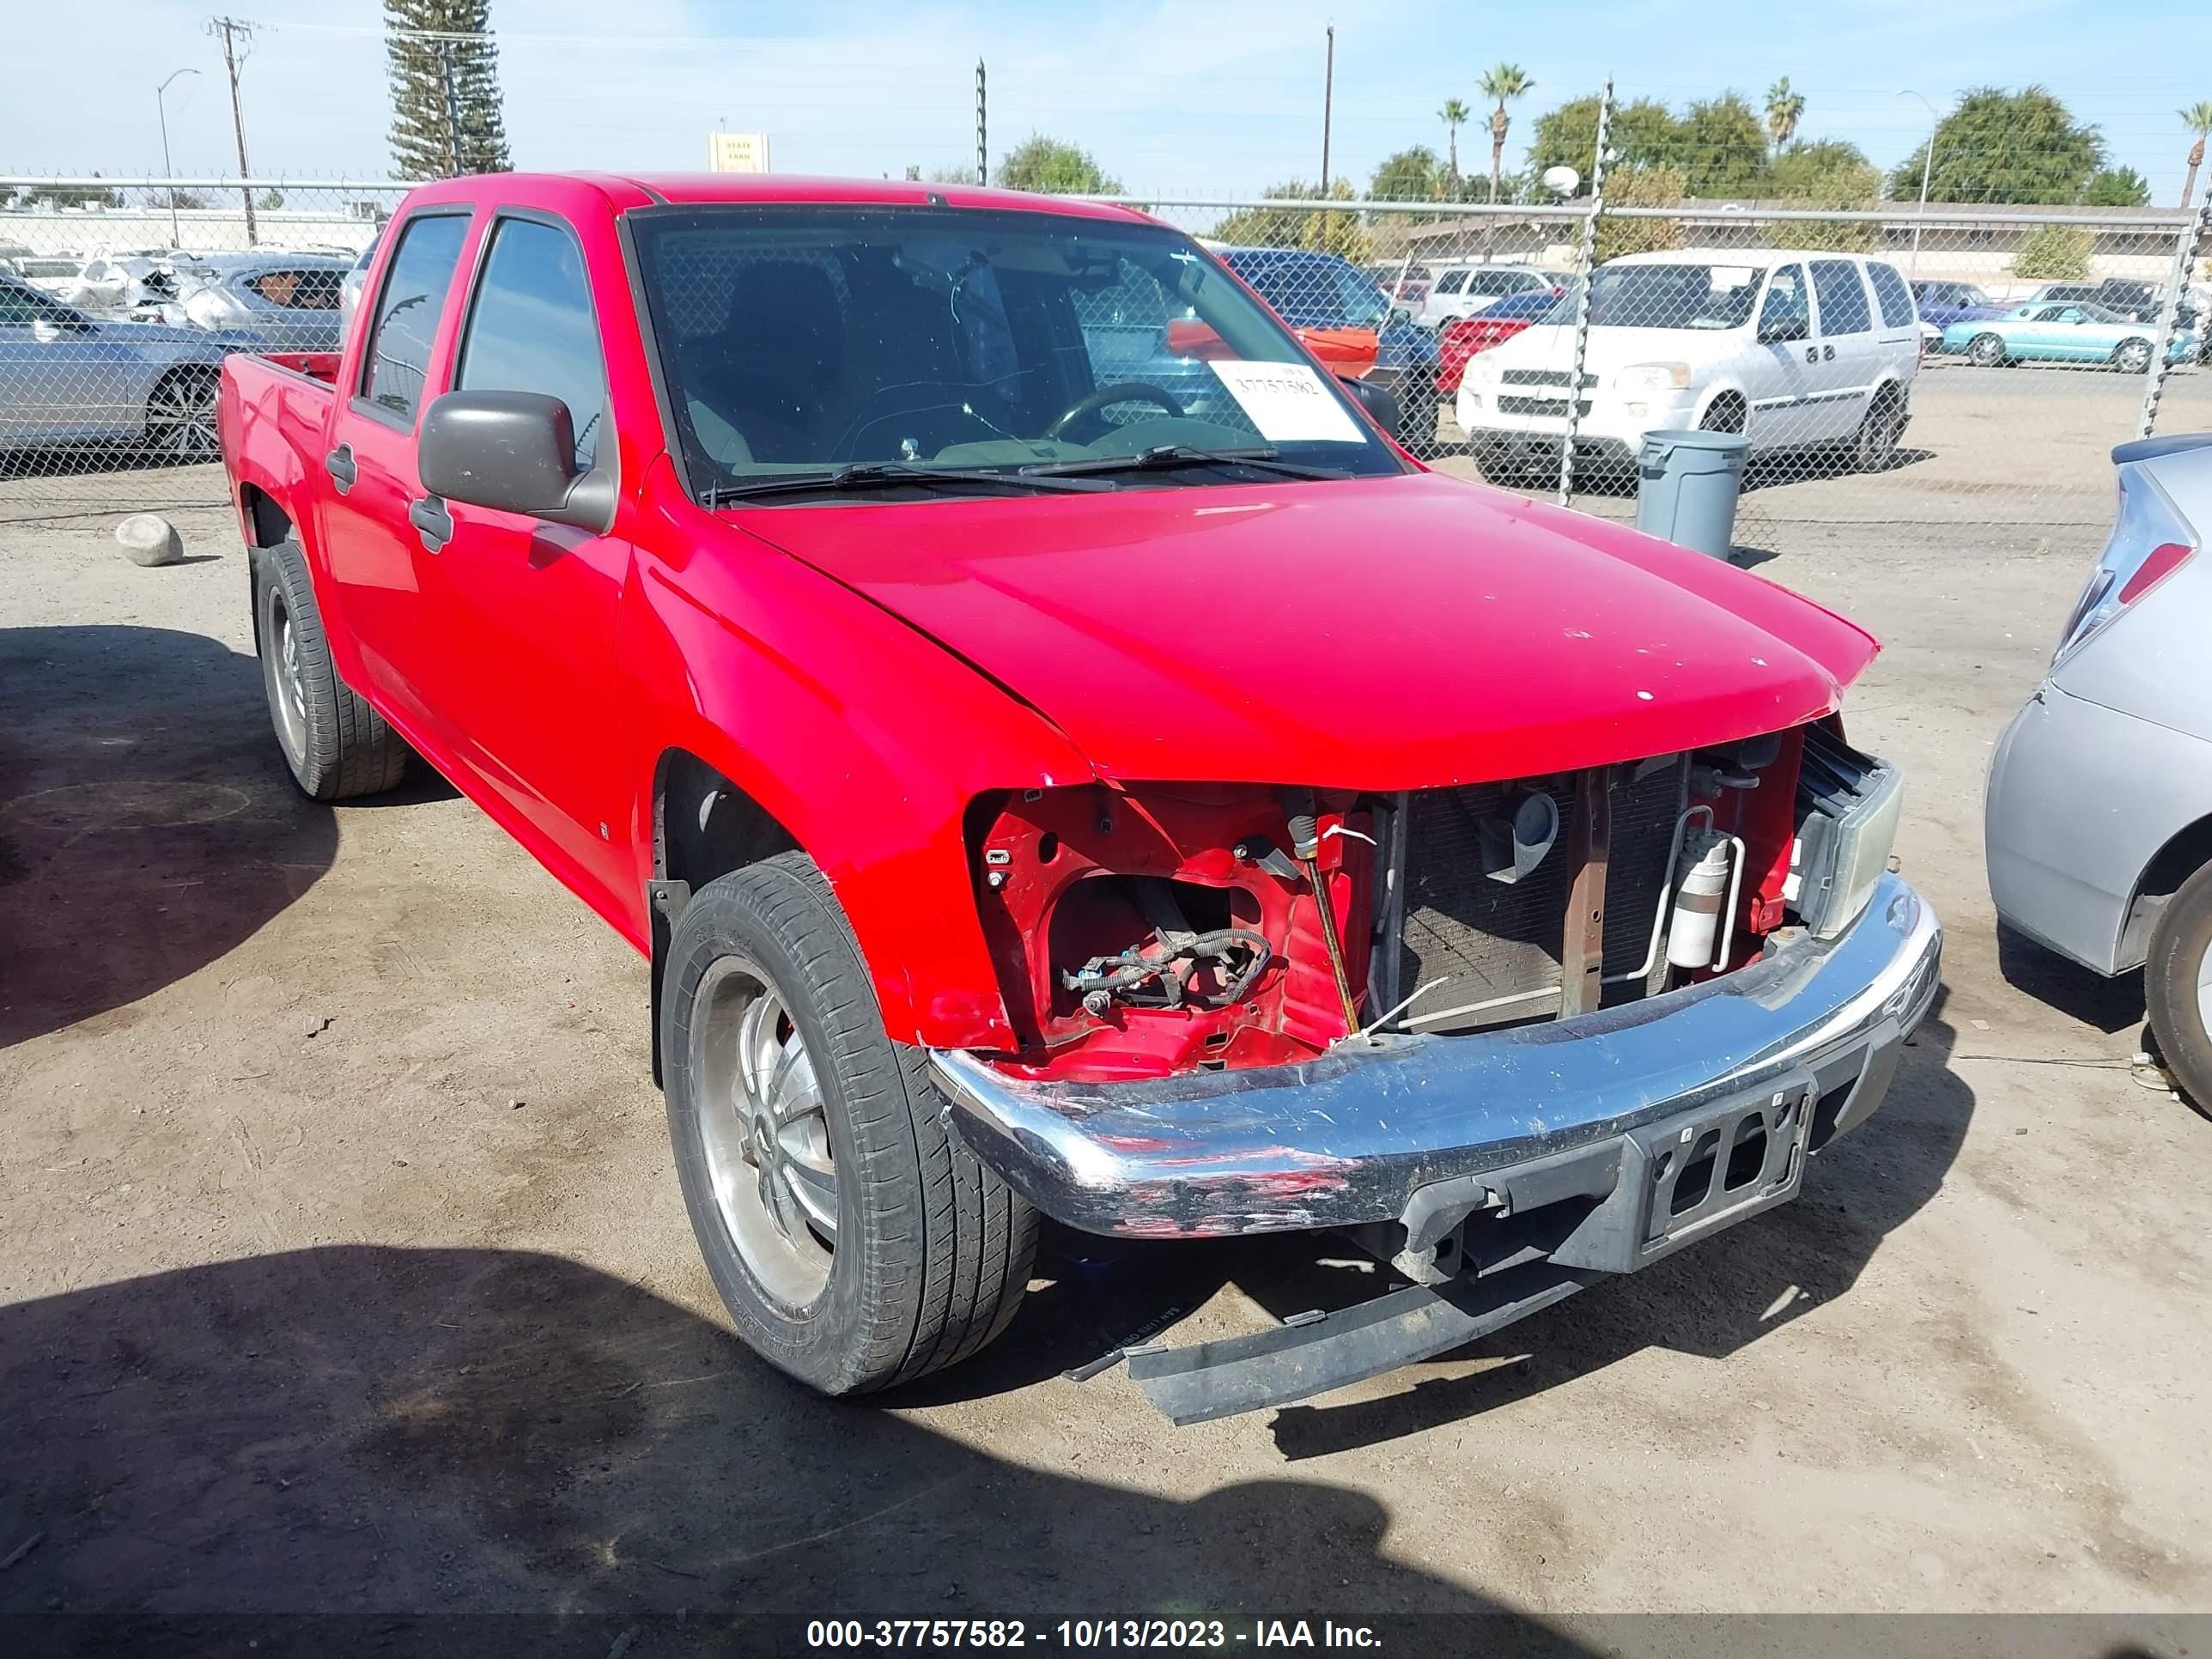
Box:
[218, 172, 1940, 1423]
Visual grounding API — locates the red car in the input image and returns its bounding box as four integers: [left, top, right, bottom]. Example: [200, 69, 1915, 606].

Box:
[1436, 286, 1565, 392]
[218, 172, 1937, 1421]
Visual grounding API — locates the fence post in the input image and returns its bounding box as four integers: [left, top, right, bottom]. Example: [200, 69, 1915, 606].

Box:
[1557, 79, 1613, 508]
[2139, 193, 2211, 439]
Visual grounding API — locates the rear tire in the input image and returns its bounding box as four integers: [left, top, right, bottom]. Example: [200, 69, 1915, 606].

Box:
[1854, 387, 1907, 473]
[255, 539, 409, 800]
[663, 853, 1036, 1394]
[1968, 333, 2008, 368]
[2145, 860, 2212, 1121]
[143, 367, 220, 463]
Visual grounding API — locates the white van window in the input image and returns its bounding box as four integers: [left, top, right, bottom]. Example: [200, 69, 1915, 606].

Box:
[1579, 264, 1759, 330]
[1434, 270, 1467, 295]
[1810, 260, 1872, 336]
[1759, 265, 1810, 336]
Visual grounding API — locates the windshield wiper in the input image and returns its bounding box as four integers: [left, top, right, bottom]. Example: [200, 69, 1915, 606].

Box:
[702, 462, 1109, 506]
[1020, 445, 1350, 482]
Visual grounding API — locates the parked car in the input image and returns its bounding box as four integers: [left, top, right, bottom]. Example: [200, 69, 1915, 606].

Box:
[1942, 301, 2196, 371]
[1214, 244, 1442, 452]
[1986, 433, 2212, 1112]
[1365, 259, 1432, 308]
[1436, 285, 1567, 393]
[1459, 248, 1923, 477]
[43, 252, 188, 313]
[1909, 280, 2003, 334]
[0, 271, 251, 458]
[216, 170, 1936, 1422]
[1420, 264, 1562, 329]
[177, 253, 355, 352]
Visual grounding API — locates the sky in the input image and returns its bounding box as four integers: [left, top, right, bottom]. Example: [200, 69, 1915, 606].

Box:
[7, 0, 2209, 207]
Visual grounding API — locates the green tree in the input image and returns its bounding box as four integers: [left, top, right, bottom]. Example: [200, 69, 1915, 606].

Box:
[996, 134, 1122, 195]
[258, 187, 286, 211]
[1528, 94, 1682, 178]
[2179, 101, 2212, 209]
[385, 0, 511, 179]
[1674, 93, 1767, 197]
[1595, 166, 1686, 262]
[151, 189, 208, 210]
[1208, 179, 1370, 261]
[1765, 77, 1804, 149]
[1886, 87, 2106, 204]
[1437, 98, 1470, 192]
[25, 182, 124, 208]
[2079, 167, 2149, 207]
[1761, 141, 1881, 251]
[2013, 222, 2094, 281]
[1370, 145, 1443, 204]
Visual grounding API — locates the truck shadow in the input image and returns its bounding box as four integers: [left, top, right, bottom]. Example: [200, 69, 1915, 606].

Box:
[0, 1245, 1595, 1647]
[0, 624, 342, 1049]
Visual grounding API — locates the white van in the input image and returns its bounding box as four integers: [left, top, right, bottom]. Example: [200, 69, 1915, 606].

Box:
[1455, 248, 1922, 477]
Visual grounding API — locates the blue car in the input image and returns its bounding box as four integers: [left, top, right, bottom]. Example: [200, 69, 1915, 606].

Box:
[1911, 279, 2007, 335]
[1212, 245, 1442, 451]
[1941, 301, 2197, 371]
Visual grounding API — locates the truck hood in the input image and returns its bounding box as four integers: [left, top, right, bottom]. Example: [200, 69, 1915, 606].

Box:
[735, 471, 1878, 791]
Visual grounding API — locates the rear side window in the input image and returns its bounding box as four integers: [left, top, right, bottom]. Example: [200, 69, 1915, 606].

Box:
[1867, 262, 1916, 329]
[1810, 260, 1872, 336]
[359, 211, 471, 422]
[248, 269, 343, 310]
[454, 216, 608, 469]
[1435, 270, 1467, 295]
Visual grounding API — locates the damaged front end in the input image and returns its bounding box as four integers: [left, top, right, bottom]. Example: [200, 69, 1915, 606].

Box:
[937, 723, 1938, 1421]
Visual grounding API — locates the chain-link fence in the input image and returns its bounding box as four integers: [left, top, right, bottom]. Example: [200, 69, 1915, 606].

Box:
[3, 173, 2208, 564]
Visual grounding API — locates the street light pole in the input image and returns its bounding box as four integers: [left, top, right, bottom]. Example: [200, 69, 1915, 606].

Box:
[1899, 89, 1940, 277]
[156, 68, 199, 248]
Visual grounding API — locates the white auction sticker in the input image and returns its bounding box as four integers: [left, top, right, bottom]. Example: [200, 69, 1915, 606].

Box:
[1207, 360, 1367, 444]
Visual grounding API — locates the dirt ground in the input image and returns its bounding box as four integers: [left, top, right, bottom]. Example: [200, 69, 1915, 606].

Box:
[4, 445, 2212, 1638]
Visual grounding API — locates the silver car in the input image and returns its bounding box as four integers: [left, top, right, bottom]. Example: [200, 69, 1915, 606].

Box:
[0, 272, 249, 459]
[177, 252, 354, 352]
[1986, 433, 2212, 1111]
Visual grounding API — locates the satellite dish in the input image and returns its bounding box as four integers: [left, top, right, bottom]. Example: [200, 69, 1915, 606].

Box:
[1541, 165, 1581, 197]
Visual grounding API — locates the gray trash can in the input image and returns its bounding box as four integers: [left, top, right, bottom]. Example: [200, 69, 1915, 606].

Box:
[1633, 428, 1750, 560]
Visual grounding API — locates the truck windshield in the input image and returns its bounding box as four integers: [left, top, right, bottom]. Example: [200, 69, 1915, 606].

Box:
[629, 204, 1405, 497]
[1540, 263, 1761, 331]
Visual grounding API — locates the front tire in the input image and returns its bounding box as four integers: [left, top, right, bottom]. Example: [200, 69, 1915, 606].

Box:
[2112, 338, 2153, 374]
[255, 539, 409, 800]
[2146, 860, 2212, 1121]
[143, 367, 220, 463]
[1967, 333, 2008, 368]
[664, 853, 1036, 1394]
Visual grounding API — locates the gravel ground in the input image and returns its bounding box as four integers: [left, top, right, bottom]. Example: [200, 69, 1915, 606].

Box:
[3, 415, 2211, 1640]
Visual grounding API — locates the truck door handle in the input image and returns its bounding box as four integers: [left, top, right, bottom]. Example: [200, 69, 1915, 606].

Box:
[408, 494, 453, 553]
[324, 442, 357, 492]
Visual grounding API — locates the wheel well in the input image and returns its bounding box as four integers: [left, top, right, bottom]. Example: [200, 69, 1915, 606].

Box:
[1870, 378, 1907, 412]
[648, 750, 803, 1085]
[1699, 391, 1747, 432]
[2120, 813, 2212, 968]
[239, 483, 294, 549]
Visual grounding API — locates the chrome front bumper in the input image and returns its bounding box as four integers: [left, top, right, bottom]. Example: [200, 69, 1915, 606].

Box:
[930, 874, 1941, 1241]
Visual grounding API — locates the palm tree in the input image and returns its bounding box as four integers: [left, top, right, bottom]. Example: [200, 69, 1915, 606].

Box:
[1438, 98, 1470, 196]
[1478, 63, 1532, 256]
[2183, 101, 2212, 209]
[1766, 77, 1805, 149]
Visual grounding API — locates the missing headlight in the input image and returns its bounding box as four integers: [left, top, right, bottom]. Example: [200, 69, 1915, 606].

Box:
[1789, 727, 1903, 939]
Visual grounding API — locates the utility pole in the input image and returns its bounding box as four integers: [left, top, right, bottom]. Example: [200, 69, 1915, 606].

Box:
[1319, 25, 1334, 191]
[438, 38, 465, 174]
[975, 59, 988, 186]
[210, 15, 257, 245]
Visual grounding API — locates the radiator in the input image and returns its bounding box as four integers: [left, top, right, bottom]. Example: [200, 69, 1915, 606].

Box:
[1385, 757, 1688, 1033]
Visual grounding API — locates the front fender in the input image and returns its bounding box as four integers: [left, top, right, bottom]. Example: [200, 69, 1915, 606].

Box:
[619, 518, 1097, 1050]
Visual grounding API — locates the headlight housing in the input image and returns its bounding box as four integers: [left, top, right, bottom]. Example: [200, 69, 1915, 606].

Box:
[1613, 362, 1692, 392]
[1465, 352, 1506, 386]
[1788, 727, 1903, 940]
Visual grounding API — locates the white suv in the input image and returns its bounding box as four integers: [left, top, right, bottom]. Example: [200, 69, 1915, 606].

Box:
[1420, 264, 1564, 328]
[1455, 248, 1922, 477]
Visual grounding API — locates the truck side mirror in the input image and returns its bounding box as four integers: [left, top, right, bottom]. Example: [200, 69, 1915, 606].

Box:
[417, 389, 616, 533]
[1335, 372, 1401, 441]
